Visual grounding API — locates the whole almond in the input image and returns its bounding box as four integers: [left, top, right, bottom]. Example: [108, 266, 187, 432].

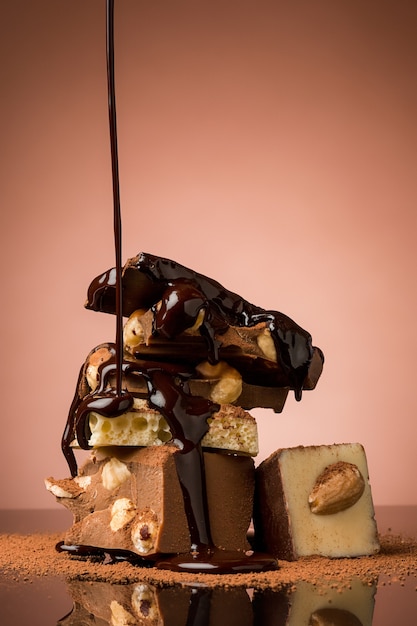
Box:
[308, 461, 365, 515]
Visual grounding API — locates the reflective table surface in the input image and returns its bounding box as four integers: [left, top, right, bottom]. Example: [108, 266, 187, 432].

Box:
[0, 507, 416, 625]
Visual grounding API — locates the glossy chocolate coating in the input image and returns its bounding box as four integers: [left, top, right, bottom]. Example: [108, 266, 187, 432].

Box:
[86, 251, 319, 401]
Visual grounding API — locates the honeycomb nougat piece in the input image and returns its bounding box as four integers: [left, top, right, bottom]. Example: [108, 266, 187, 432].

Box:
[84, 401, 259, 457]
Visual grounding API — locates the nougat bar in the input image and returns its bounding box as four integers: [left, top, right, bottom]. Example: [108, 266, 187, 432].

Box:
[85, 402, 259, 456]
[46, 445, 254, 557]
[253, 443, 380, 560]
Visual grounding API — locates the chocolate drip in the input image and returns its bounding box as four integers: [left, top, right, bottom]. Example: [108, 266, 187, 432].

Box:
[144, 369, 217, 550]
[61, 354, 204, 475]
[57, 540, 277, 576]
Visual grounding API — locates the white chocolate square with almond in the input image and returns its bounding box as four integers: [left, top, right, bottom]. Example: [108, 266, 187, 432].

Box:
[254, 443, 380, 560]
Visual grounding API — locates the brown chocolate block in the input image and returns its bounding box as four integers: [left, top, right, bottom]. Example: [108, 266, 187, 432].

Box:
[48, 445, 254, 556]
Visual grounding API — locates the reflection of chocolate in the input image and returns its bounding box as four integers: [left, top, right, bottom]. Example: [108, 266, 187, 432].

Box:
[252, 588, 292, 625]
[58, 580, 254, 626]
[58, 577, 376, 626]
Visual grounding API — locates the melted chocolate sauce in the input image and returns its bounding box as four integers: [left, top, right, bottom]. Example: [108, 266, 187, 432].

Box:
[56, 541, 155, 567]
[61, 353, 211, 476]
[156, 548, 278, 575]
[60, 0, 279, 574]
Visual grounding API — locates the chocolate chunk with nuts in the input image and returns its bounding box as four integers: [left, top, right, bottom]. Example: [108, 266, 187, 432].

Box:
[47, 445, 254, 557]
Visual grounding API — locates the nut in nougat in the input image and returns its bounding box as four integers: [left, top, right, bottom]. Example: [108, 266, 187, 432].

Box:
[195, 360, 242, 404]
[308, 461, 365, 515]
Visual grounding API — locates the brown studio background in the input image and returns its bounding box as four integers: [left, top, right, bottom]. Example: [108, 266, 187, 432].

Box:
[1, 0, 416, 508]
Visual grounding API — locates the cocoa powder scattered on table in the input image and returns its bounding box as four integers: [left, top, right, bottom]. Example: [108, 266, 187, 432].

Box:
[0, 532, 416, 590]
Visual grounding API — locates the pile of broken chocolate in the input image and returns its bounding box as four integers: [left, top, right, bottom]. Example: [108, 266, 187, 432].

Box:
[46, 252, 379, 573]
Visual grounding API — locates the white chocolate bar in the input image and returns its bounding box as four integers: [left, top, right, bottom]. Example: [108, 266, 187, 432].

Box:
[254, 443, 380, 560]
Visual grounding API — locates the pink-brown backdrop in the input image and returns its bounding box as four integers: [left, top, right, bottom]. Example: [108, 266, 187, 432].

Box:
[1, 0, 416, 508]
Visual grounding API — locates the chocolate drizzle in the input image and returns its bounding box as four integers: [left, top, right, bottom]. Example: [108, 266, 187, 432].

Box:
[62, 353, 206, 477]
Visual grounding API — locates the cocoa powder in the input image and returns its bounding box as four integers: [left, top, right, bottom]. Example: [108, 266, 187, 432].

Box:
[0, 532, 416, 590]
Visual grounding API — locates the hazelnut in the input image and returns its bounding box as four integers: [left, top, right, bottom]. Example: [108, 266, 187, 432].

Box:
[256, 328, 277, 362]
[196, 360, 242, 404]
[102, 457, 131, 491]
[110, 498, 136, 532]
[131, 510, 159, 554]
[110, 600, 136, 626]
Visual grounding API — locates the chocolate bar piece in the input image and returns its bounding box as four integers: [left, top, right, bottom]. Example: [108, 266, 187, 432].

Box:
[122, 308, 324, 393]
[46, 445, 254, 556]
[85, 252, 324, 401]
[253, 443, 380, 560]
